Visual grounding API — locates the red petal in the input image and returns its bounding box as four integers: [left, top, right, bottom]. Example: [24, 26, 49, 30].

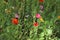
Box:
[12, 18, 18, 25]
[39, 0, 44, 2]
[33, 22, 38, 27]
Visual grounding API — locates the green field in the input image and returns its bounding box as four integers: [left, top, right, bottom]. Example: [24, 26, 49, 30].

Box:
[0, 0, 60, 40]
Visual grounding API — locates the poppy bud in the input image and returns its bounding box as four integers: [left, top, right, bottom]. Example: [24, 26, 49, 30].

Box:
[40, 17, 44, 22]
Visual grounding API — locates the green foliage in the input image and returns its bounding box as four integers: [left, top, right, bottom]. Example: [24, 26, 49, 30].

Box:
[0, 0, 60, 40]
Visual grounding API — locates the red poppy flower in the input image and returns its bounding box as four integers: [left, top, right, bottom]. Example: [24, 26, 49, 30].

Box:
[12, 18, 18, 25]
[39, 0, 44, 2]
[33, 22, 38, 27]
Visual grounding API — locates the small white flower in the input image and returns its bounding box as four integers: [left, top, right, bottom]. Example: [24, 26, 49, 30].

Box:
[15, 14, 19, 18]
[40, 5, 44, 10]
[25, 15, 29, 18]
[12, 6, 15, 9]
[5, 9, 7, 11]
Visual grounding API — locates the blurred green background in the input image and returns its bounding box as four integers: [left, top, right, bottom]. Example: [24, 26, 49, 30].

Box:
[0, 0, 60, 40]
